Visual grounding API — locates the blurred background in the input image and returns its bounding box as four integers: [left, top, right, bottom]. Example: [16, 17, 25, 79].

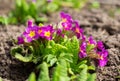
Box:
[0, 0, 120, 81]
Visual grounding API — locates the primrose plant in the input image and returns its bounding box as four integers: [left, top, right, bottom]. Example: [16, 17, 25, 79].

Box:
[11, 12, 108, 81]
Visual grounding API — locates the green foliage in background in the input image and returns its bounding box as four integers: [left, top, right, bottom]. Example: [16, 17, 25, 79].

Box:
[0, 0, 88, 25]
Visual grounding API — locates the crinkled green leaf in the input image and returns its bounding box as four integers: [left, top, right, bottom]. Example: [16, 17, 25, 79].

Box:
[52, 59, 69, 81]
[11, 47, 23, 56]
[15, 53, 33, 62]
[59, 53, 73, 63]
[50, 58, 57, 66]
[11, 46, 34, 62]
[87, 73, 96, 81]
[88, 65, 95, 71]
[45, 41, 68, 55]
[38, 62, 50, 81]
[65, 36, 79, 66]
[77, 65, 88, 81]
[28, 72, 36, 81]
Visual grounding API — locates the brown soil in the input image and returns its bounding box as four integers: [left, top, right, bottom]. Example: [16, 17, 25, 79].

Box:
[0, 0, 120, 81]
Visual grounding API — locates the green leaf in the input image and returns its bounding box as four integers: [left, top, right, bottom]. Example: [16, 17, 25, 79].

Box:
[91, 1, 100, 9]
[77, 65, 88, 81]
[59, 53, 73, 63]
[50, 58, 57, 66]
[11, 47, 23, 56]
[38, 62, 50, 81]
[28, 72, 36, 81]
[15, 53, 33, 62]
[45, 41, 68, 55]
[52, 59, 69, 81]
[0, 77, 2, 81]
[87, 73, 96, 81]
[47, 3, 59, 13]
[88, 65, 95, 71]
[65, 36, 79, 66]
[0, 16, 9, 25]
[11, 46, 34, 62]
[16, 0, 22, 7]
[86, 44, 95, 53]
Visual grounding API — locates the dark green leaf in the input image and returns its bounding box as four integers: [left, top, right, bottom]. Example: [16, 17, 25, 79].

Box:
[11, 47, 23, 56]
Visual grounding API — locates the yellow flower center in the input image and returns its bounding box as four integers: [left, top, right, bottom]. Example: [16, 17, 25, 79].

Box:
[45, 31, 51, 37]
[38, 29, 42, 34]
[29, 31, 35, 37]
[100, 56, 103, 60]
[75, 28, 80, 33]
[62, 18, 67, 22]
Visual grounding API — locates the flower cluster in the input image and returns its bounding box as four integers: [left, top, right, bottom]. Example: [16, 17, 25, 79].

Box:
[79, 36, 108, 67]
[18, 20, 54, 43]
[17, 12, 108, 67]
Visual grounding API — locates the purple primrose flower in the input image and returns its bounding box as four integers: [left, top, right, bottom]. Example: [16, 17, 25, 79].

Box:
[56, 29, 64, 37]
[27, 20, 33, 27]
[97, 41, 105, 50]
[43, 25, 54, 40]
[88, 36, 96, 45]
[17, 36, 24, 45]
[72, 21, 84, 39]
[79, 42, 87, 58]
[62, 22, 72, 31]
[23, 26, 39, 42]
[60, 12, 73, 23]
[97, 50, 108, 67]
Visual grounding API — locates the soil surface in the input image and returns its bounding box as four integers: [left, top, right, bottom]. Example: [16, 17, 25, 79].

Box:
[0, 0, 120, 81]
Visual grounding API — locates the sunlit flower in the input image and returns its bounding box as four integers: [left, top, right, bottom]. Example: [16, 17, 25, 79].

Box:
[43, 25, 54, 40]
[23, 26, 39, 42]
[37, 27, 45, 38]
[79, 42, 87, 58]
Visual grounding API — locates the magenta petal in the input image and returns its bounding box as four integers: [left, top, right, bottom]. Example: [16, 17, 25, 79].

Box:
[60, 12, 73, 23]
[62, 22, 72, 30]
[88, 36, 96, 45]
[27, 20, 33, 27]
[25, 37, 33, 42]
[80, 42, 87, 51]
[79, 42, 87, 58]
[98, 58, 108, 67]
[17, 37, 24, 45]
[97, 41, 104, 50]
[101, 50, 108, 57]
[79, 52, 87, 58]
